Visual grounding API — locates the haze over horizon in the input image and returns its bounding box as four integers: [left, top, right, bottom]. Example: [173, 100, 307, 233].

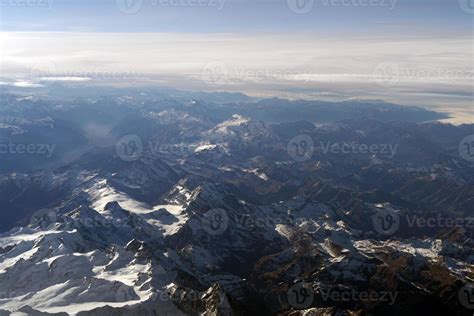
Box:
[0, 0, 473, 123]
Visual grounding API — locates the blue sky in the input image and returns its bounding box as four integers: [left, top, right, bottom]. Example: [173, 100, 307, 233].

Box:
[1, 0, 472, 33]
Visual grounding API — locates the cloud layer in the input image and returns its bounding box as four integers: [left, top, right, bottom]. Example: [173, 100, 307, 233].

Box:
[0, 31, 472, 123]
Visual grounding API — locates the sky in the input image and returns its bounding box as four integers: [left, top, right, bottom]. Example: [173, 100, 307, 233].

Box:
[0, 0, 473, 123]
[0, 0, 471, 33]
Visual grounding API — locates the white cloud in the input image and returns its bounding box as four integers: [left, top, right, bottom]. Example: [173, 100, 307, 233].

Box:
[12, 81, 44, 88]
[40, 77, 92, 82]
[1, 32, 471, 82]
[0, 32, 472, 123]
